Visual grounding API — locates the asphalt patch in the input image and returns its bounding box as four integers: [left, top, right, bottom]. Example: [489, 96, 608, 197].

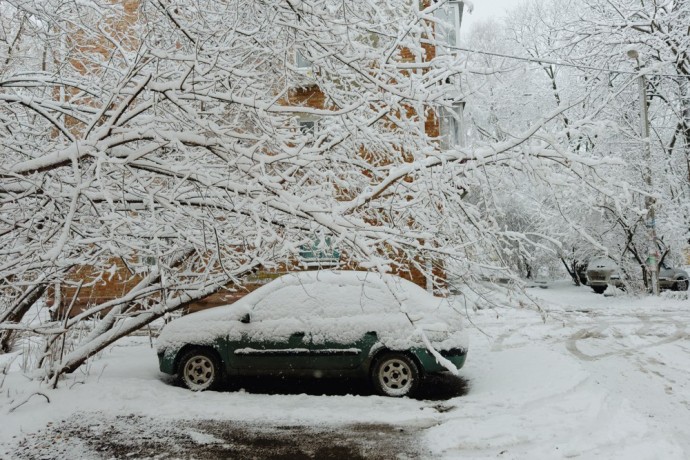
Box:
[11, 414, 427, 459]
[9, 376, 467, 459]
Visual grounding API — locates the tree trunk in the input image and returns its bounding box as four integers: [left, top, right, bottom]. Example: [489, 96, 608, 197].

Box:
[0, 284, 47, 353]
[47, 258, 261, 383]
[560, 257, 581, 286]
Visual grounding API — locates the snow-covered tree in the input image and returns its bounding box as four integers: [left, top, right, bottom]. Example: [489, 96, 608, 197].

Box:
[4, 0, 678, 382]
[462, 0, 690, 288]
[1, 0, 498, 379]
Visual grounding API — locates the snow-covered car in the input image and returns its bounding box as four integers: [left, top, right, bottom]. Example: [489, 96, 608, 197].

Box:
[156, 271, 468, 397]
[585, 258, 623, 294]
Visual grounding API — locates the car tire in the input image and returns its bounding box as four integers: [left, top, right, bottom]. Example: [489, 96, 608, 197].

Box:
[177, 348, 222, 391]
[371, 352, 420, 397]
[674, 278, 689, 291]
[591, 285, 606, 294]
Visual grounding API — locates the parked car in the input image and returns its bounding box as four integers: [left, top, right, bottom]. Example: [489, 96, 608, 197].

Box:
[586, 258, 689, 294]
[157, 271, 468, 397]
[585, 258, 621, 294]
[659, 263, 689, 291]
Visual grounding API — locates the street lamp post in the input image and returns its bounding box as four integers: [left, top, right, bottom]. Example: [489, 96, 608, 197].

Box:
[627, 49, 659, 295]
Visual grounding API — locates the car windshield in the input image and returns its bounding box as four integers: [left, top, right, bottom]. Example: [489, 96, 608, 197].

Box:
[248, 271, 445, 321]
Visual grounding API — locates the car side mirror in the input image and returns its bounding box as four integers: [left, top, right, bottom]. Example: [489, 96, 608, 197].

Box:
[240, 313, 251, 324]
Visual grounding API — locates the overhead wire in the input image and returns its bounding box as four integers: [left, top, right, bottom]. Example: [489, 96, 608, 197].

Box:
[446, 44, 690, 79]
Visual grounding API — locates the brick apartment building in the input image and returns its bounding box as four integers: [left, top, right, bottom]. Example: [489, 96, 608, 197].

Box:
[48, 0, 468, 317]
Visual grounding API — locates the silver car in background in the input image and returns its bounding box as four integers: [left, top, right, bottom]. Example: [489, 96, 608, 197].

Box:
[658, 263, 689, 291]
[586, 258, 688, 294]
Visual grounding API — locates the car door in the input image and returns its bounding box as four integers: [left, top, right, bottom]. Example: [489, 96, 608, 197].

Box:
[229, 317, 314, 373]
[306, 326, 378, 370]
[223, 284, 313, 374]
[658, 263, 674, 289]
[300, 286, 384, 371]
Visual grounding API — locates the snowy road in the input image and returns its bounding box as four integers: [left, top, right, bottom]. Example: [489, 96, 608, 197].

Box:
[2, 281, 689, 459]
[448, 282, 690, 459]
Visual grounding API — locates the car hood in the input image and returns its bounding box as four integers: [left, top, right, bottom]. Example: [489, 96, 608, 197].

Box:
[659, 267, 689, 278]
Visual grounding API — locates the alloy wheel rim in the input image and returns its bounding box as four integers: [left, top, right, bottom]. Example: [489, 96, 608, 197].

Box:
[184, 356, 215, 390]
[378, 358, 412, 395]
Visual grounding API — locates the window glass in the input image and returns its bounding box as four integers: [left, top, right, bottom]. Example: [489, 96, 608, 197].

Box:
[299, 120, 316, 136]
[434, 2, 461, 48]
[299, 235, 340, 267]
[296, 50, 312, 69]
[134, 255, 156, 273]
[252, 285, 351, 321]
[439, 103, 465, 149]
[251, 280, 397, 321]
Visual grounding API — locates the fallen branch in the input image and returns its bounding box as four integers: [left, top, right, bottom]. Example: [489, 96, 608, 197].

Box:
[8, 391, 51, 413]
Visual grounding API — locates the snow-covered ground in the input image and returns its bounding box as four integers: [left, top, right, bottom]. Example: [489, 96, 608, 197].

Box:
[1, 281, 689, 459]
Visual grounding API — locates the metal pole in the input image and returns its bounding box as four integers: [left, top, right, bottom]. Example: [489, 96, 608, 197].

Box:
[636, 72, 660, 295]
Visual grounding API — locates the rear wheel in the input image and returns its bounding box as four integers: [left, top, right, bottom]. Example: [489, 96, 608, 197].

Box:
[177, 348, 222, 391]
[371, 352, 420, 397]
[674, 278, 688, 291]
[591, 285, 607, 294]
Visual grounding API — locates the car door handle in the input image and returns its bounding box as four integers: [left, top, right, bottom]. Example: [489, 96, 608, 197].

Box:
[290, 332, 307, 343]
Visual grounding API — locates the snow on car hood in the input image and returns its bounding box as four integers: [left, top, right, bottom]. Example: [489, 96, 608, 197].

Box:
[157, 270, 467, 353]
[588, 258, 619, 271]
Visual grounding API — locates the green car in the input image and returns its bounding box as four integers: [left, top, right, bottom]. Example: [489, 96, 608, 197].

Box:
[157, 271, 468, 397]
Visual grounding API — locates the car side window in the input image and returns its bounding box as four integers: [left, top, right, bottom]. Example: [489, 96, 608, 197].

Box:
[251, 284, 335, 321]
[251, 282, 395, 320]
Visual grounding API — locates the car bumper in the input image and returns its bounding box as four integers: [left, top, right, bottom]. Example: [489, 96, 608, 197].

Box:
[659, 278, 675, 289]
[158, 348, 177, 375]
[588, 274, 623, 288]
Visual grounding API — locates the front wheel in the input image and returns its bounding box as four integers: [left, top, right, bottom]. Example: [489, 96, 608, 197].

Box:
[371, 352, 420, 397]
[674, 278, 688, 291]
[177, 348, 222, 391]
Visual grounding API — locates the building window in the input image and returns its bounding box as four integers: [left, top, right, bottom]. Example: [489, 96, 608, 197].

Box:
[434, 1, 463, 49]
[299, 120, 316, 136]
[295, 50, 312, 70]
[134, 255, 157, 273]
[299, 235, 340, 267]
[439, 101, 465, 149]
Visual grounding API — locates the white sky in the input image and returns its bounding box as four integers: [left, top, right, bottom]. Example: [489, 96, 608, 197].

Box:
[462, 0, 518, 33]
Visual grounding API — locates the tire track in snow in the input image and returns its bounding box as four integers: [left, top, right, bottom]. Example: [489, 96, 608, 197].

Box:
[565, 316, 687, 362]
